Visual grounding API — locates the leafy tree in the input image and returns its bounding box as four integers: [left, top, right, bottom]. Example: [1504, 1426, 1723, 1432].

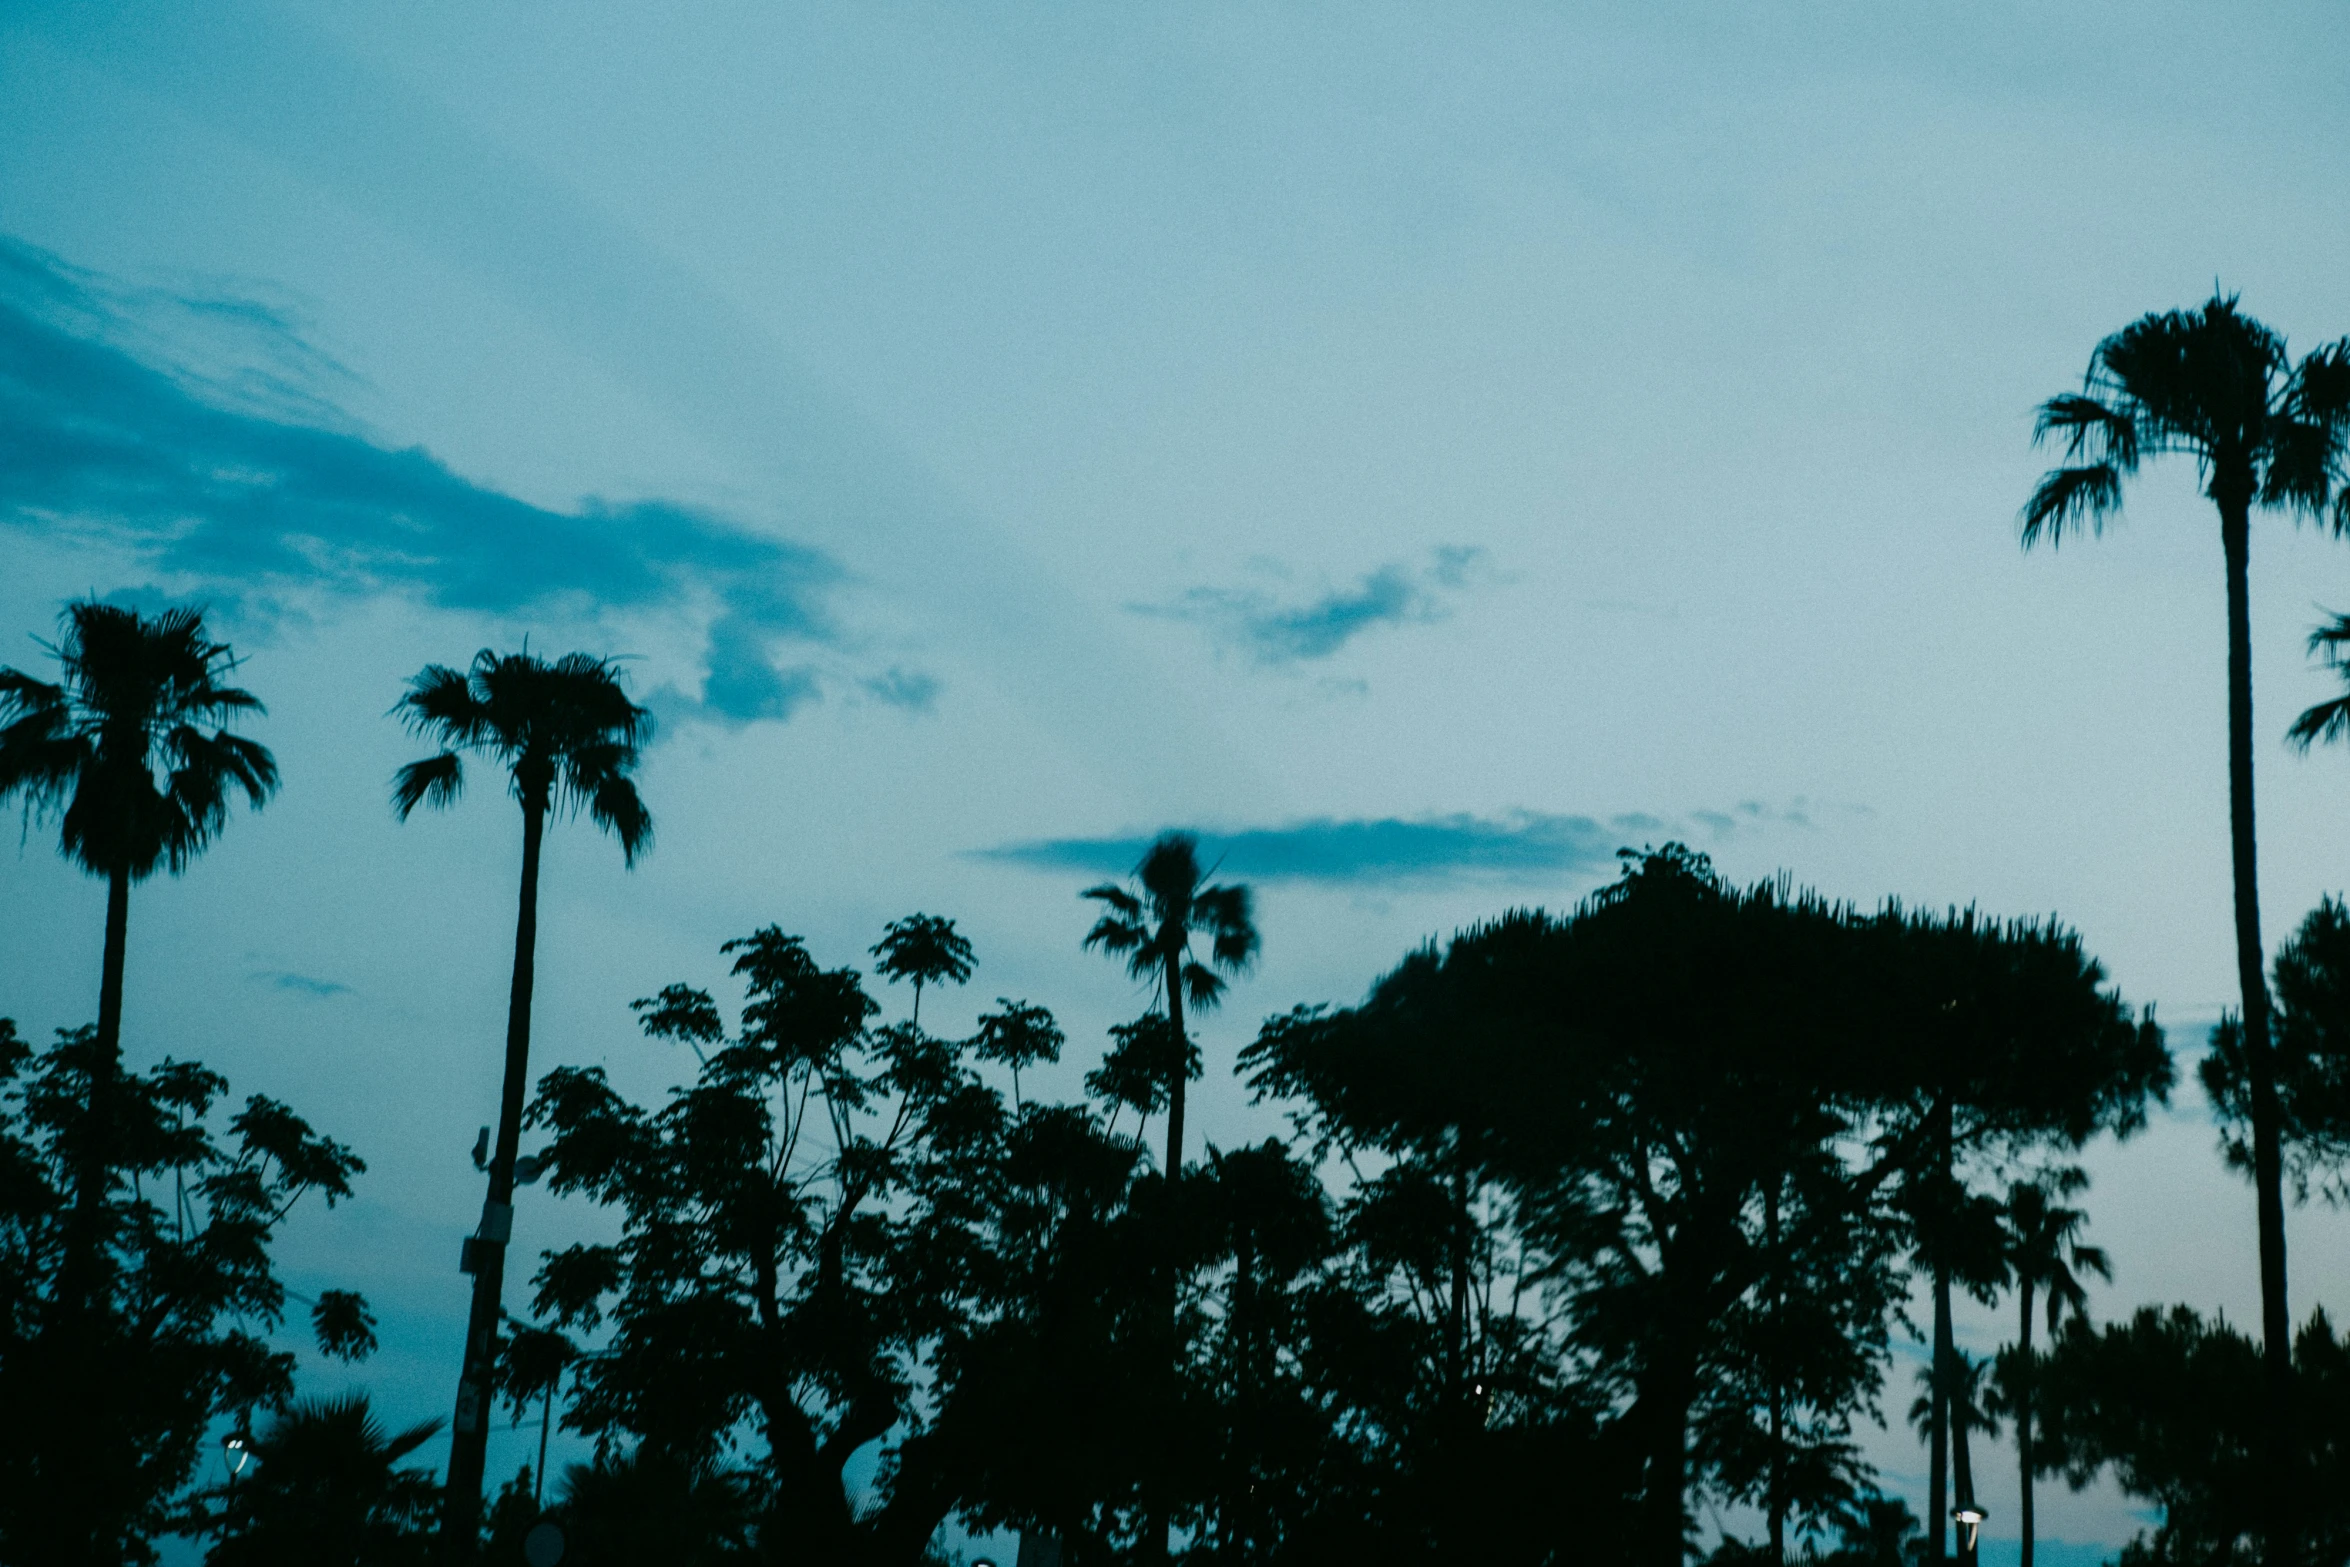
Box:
[970, 998, 1064, 1108]
[871, 914, 976, 1036]
[2033, 1306, 2350, 1565]
[0, 1016, 366, 1566]
[1082, 832, 1258, 1177]
[539, 1450, 760, 1566]
[1245, 849, 2165, 1566]
[202, 1394, 443, 1566]
[2022, 297, 2350, 1542]
[389, 647, 652, 1538]
[2204, 898, 2350, 1196]
[0, 602, 277, 1073]
[1989, 1174, 2107, 1567]
[523, 926, 1006, 1565]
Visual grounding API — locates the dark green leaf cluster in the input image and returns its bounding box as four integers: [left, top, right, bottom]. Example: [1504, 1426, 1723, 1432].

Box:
[0, 1016, 369, 1565]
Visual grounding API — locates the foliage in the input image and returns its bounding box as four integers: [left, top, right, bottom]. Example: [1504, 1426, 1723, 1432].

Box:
[0, 599, 277, 883]
[391, 647, 652, 859]
[2204, 897, 2350, 1196]
[202, 1393, 442, 1566]
[0, 1016, 368, 1566]
[2033, 1305, 2350, 1564]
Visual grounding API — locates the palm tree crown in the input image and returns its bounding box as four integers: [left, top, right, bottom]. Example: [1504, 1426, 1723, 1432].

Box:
[0, 601, 276, 881]
[391, 649, 651, 857]
[2003, 1176, 2109, 1332]
[1082, 833, 1259, 1014]
[1084, 831, 1257, 1181]
[2023, 294, 2350, 544]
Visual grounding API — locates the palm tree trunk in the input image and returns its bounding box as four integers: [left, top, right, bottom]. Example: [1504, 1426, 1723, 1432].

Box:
[1162, 947, 1187, 1179]
[2221, 498, 2295, 1560]
[2019, 1283, 2036, 1567]
[1931, 1264, 1952, 1565]
[95, 864, 129, 1062]
[1929, 1094, 1953, 1564]
[64, 865, 132, 1310]
[444, 795, 547, 1543]
[1767, 1180, 1785, 1566]
[1952, 1385, 1978, 1567]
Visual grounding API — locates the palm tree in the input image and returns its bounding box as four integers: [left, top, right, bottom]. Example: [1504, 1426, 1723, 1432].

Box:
[1082, 831, 1258, 1177]
[871, 913, 975, 1035]
[207, 1393, 444, 1566]
[0, 602, 274, 1314]
[1908, 1353, 1999, 1567]
[1996, 1176, 2108, 1567]
[391, 647, 651, 1539]
[0, 601, 276, 1068]
[2023, 296, 2350, 1537]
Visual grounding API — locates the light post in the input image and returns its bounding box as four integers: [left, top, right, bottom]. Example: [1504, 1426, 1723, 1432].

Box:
[220, 1431, 252, 1537]
[1952, 1504, 1986, 1561]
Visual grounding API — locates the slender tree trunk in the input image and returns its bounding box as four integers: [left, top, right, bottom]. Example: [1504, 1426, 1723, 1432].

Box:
[2220, 497, 2295, 1565]
[1930, 1095, 1953, 1565]
[1932, 1264, 1953, 1566]
[443, 795, 546, 1549]
[2019, 1283, 2036, 1567]
[1147, 944, 1187, 1567]
[63, 866, 132, 1310]
[1952, 1381, 1978, 1567]
[1162, 946, 1187, 1179]
[1767, 1181, 1785, 1566]
[95, 865, 129, 1063]
[1647, 1343, 1695, 1567]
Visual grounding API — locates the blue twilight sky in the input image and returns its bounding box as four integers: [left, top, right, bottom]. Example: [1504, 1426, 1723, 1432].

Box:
[6, 1, 2350, 1555]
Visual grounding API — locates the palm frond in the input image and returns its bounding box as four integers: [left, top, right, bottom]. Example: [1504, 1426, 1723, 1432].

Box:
[587, 771, 653, 864]
[391, 751, 466, 818]
[1194, 884, 1260, 970]
[1182, 957, 1229, 1010]
[2020, 464, 2123, 548]
[393, 663, 490, 743]
[2033, 393, 2140, 469]
[2289, 693, 2350, 752]
[0, 668, 65, 723]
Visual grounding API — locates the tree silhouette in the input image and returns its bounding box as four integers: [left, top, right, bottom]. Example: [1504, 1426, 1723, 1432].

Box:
[0, 1017, 365, 1565]
[1991, 1175, 2107, 1567]
[1081, 832, 1258, 1178]
[389, 647, 651, 1539]
[971, 998, 1064, 1108]
[0, 602, 278, 1074]
[2022, 295, 2350, 1546]
[203, 1394, 443, 1566]
[2205, 898, 2350, 1198]
[872, 913, 975, 1036]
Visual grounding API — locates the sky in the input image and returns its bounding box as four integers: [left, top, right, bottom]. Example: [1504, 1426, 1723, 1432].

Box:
[4, 1, 2350, 1557]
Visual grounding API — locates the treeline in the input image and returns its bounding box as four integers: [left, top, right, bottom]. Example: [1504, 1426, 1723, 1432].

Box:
[9, 291, 2350, 1567]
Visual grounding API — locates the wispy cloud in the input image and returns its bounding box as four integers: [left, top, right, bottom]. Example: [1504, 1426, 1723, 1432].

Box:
[252, 969, 351, 999]
[0, 237, 902, 726]
[977, 801, 1831, 886]
[1132, 547, 1493, 666]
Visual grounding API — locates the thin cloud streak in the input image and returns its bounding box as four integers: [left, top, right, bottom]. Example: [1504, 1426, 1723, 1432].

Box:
[0, 237, 859, 726]
[985, 811, 1645, 885]
[1133, 546, 1492, 666]
[982, 801, 1837, 885]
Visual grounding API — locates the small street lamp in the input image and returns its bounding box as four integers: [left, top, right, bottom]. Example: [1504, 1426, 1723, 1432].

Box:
[1952, 1504, 1986, 1556]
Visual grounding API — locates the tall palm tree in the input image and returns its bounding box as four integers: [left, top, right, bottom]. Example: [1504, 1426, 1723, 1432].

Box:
[0, 601, 277, 1068]
[0, 602, 274, 1315]
[1082, 831, 1258, 1177]
[2023, 297, 2350, 1542]
[1997, 1176, 2108, 1567]
[391, 647, 651, 1539]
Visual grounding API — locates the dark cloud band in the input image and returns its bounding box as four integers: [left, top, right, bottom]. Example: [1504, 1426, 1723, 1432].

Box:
[0, 237, 849, 725]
